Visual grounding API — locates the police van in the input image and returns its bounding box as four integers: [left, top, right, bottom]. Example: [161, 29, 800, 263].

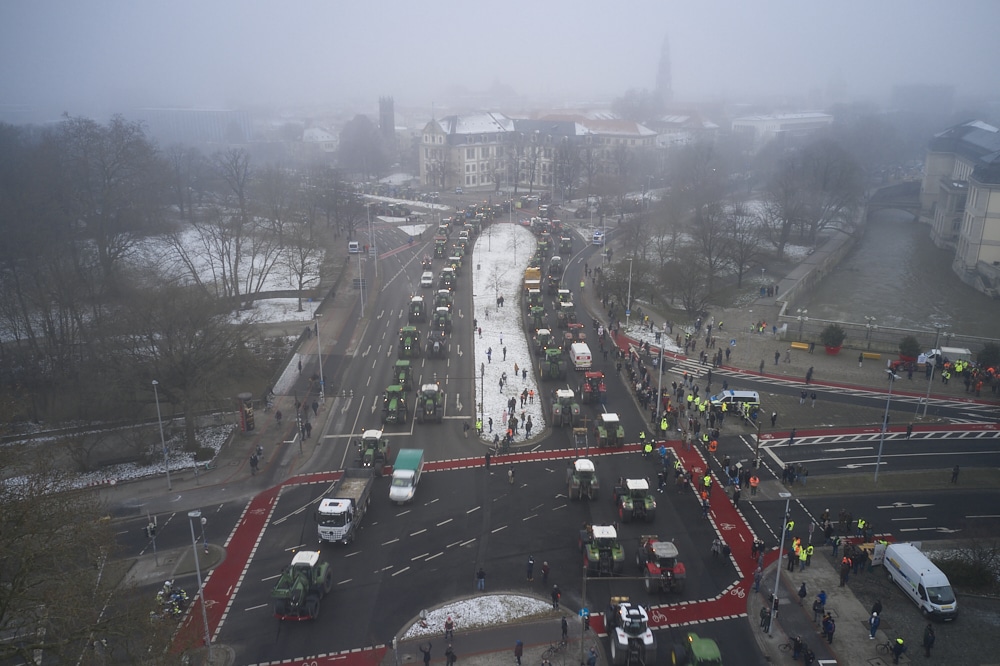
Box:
[709, 390, 760, 411]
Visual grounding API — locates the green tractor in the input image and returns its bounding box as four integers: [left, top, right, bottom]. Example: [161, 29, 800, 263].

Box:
[614, 478, 657, 523]
[408, 296, 427, 323]
[529, 306, 546, 331]
[393, 360, 414, 392]
[426, 330, 449, 358]
[398, 326, 421, 358]
[271, 551, 333, 620]
[567, 458, 600, 500]
[415, 383, 445, 424]
[579, 525, 625, 576]
[556, 301, 576, 328]
[557, 288, 573, 304]
[526, 288, 543, 309]
[438, 267, 456, 290]
[434, 289, 454, 312]
[533, 329, 553, 356]
[546, 273, 561, 294]
[447, 255, 463, 275]
[434, 235, 447, 257]
[356, 428, 390, 474]
[541, 348, 565, 381]
[559, 236, 573, 254]
[670, 633, 723, 666]
[381, 385, 408, 425]
[552, 389, 581, 427]
[432, 307, 453, 334]
[595, 413, 625, 448]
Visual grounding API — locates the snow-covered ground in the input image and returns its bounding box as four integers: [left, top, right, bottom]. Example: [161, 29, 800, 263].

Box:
[401, 594, 552, 639]
[471, 223, 547, 443]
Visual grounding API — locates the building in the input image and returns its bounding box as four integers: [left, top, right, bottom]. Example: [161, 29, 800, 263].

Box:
[730, 112, 833, 147]
[419, 111, 656, 193]
[920, 120, 1000, 297]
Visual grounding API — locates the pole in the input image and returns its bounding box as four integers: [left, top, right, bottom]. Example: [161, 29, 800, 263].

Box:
[874, 370, 899, 484]
[315, 314, 325, 403]
[655, 344, 664, 424]
[769, 492, 792, 636]
[187, 510, 213, 657]
[919, 325, 944, 417]
[358, 251, 365, 319]
[580, 562, 588, 666]
[152, 380, 171, 491]
[625, 259, 633, 330]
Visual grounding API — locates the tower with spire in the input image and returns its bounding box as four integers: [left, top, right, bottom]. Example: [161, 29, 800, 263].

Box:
[656, 35, 673, 105]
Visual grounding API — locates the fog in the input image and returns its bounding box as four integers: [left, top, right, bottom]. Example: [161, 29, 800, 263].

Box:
[2, 0, 999, 119]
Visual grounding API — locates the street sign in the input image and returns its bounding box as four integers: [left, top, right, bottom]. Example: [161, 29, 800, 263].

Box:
[625, 309, 630, 316]
[730, 339, 736, 346]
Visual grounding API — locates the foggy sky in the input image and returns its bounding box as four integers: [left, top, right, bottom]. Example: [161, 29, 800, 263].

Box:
[2, 0, 999, 118]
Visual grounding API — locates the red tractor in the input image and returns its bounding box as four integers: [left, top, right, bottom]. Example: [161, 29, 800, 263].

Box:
[636, 535, 686, 594]
[580, 371, 607, 405]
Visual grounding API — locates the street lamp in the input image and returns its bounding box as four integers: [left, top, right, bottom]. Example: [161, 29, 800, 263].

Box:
[152, 380, 171, 491]
[795, 309, 808, 342]
[864, 316, 877, 351]
[769, 491, 793, 636]
[625, 259, 633, 330]
[918, 323, 946, 418]
[314, 314, 325, 403]
[874, 370, 901, 484]
[187, 510, 213, 655]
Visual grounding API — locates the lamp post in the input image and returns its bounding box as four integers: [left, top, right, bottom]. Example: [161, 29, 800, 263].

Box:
[314, 314, 325, 403]
[152, 380, 171, 491]
[769, 491, 793, 636]
[918, 323, 946, 418]
[187, 510, 213, 656]
[655, 343, 665, 425]
[864, 316, 877, 350]
[874, 370, 901, 484]
[795, 309, 808, 342]
[625, 259, 633, 330]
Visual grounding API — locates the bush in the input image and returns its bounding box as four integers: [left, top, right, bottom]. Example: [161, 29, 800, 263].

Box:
[819, 324, 847, 347]
[933, 556, 997, 590]
[899, 335, 921, 358]
[193, 446, 216, 462]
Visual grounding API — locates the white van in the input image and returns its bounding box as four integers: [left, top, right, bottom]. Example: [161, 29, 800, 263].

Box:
[709, 390, 760, 411]
[570, 342, 592, 370]
[420, 271, 434, 288]
[348, 241, 360, 254]
[884, 543, 957, 620]
[923, 347, 973, 365]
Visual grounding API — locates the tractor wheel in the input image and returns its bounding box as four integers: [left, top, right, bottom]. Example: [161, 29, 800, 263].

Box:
[322, 570, 333, 594]
[374, 462, 384, 477]
[644, 571, 655, 594]
[305, 593, 321, 620]
[619, 507, 630, 523]
[670, 643, 690, 666]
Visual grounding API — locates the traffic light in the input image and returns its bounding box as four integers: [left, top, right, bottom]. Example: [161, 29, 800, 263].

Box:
[144, 523, 156, 538]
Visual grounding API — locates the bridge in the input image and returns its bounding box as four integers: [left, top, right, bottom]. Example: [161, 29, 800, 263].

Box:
[866, 180, 921, 218]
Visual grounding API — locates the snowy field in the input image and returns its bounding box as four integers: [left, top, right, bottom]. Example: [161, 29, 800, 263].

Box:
[401, 594, 552, 639]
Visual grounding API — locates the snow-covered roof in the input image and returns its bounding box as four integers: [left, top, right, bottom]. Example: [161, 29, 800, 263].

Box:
[291, 550, 321, 567]
[626, 478, 649, 491]
[574, 458, 596, 473]
[302, 127, 336, 143]
[362, 429, 383, 439]
[433, 112, 514, 135]
[555, 389, 574, 400]
[601, 413, 620, 424]
[732, 112, 833, 122]
[592, 525, 617, 539]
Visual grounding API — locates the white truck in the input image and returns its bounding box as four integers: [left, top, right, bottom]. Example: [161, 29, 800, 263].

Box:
[315, 468, 375, 545]
[389, 448, 425, 504]
[922, 346, 973, 365]
[570, 342, 592, 370]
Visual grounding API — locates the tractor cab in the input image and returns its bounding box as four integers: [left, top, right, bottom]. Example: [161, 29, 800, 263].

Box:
[557, 288, 573, 304]
[434, 289, 454, 311]
[581, 371, 607, 404]
[533, 328, 552, 355]
[542, 347, 565, 380]
[438, 268, 456, 290]
[398, 326, 421, 358]
[393, 360, 413, 391]
[432, 307, 453, 334]
[556, 302, 577, 328]
[526, 288, 543, 308]
[595, 413, 624, 447]
[381, 385, 408, 425]
[408, 296, 426, 323]
[434, 235, 447, 257]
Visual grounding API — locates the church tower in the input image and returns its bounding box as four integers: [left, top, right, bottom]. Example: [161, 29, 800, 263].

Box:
[655, 35, 673, 105]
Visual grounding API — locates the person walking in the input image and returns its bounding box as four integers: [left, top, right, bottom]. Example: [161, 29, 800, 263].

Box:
[484, 452, 491, 470]
[906, 423, 913, 439]
[797, 582, 807, 606]
[444, 644, 456, 666]
[923, 623, 935, 657]
[508, 466, 515, 485]
[858, 352, 864, 367]
[951, 465, 960, 483]
[753, 566, 763, 592]
[586, 647, 598, 666]
[770, 411, 777, 427]
[541, 561, 550, 585]
[419, 642, 432, 666]
[868, 611, 880, 639]
[526, 556, 534, 582]
[249, 453, 259, 475]
[514, 640, 523, 665]
[476, 567, 486, 591]
[551, 584, 561, 610]
[463, 421, 470, 438]
[774, 351, 780, 366]
[275, 409, 283, 425]
[561, 615, 569, 645]
[810, 392, 817, 407]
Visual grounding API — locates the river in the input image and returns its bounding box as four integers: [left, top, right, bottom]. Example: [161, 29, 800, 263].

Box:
[801, 209, 999, 340]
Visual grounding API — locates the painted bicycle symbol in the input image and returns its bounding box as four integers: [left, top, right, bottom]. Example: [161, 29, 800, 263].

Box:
[648, 609, 669, 625]
[718, 522, 737, 531]
[730, 587, 747, 599]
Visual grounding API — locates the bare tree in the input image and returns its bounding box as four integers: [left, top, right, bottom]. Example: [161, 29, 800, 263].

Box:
[797, 138, 865, 243]
[661, 253, 711, 318]
[691, 202, 730, 293]
[282, 221, 323, 311]
[724, 200, 766, 288]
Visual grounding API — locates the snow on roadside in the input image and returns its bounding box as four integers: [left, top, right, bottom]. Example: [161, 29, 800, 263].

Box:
[471, 223, 547, 443]
[401, 595, 553, 639]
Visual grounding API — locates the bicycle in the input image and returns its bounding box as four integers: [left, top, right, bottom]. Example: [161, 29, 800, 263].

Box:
[876, 639, 894, 656]
[541, 641, 567, 660]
